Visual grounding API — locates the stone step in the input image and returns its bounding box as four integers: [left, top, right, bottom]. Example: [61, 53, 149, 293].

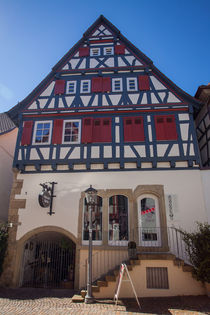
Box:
[97, 280, 108, 287]
[130, 259, 141, 265]
[138, 253, 175, 260]
[72, 294, 84, 303]
[173, 258, 185, 266]
[105, 275, 116, 282]
[92, 285, 100, 292]
[182, 264, 194, 272]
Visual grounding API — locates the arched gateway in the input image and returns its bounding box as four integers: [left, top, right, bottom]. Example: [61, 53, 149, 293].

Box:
[19, 231, 76, 289]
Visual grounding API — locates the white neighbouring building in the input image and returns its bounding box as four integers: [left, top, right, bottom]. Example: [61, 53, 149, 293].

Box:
[1, 15, 209, 297]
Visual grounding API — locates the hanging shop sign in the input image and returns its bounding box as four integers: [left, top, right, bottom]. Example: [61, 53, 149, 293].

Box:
[39, 190, 51, 208]
[38, 182, 57, 215]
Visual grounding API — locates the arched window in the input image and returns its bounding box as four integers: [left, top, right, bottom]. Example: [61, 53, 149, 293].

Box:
[83, 196, 102, 244]
[109, 195, 128, 244]
[138, 195, 161, 246]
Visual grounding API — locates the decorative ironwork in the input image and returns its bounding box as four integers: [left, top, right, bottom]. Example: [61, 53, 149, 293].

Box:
[20, 238, 75, 288]
[39, 182, 57, 215]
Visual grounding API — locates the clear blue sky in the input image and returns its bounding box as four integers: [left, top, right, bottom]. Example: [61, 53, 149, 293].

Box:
[0, 0, 210, 113]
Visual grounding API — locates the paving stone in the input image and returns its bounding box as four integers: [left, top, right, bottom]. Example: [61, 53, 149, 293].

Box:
[0, 289, 209, 314]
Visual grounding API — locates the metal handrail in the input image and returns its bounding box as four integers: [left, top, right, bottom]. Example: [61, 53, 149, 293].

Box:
[81, 226, 190, 288]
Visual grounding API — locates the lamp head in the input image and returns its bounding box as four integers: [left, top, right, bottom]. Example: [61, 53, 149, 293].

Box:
[85, 185, 98, 205]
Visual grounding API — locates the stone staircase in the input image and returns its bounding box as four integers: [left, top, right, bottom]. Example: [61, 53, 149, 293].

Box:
[72, 252, 201, 302]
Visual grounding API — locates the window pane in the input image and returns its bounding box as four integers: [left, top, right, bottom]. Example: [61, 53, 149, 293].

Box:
[109, 195, 128, 241]
[44, 123, 50, 129]
[35, 136, 41, 143]
[141, 198, 157, 228]
[35, 122, 51, 144]
[37, 123, 43, 129]
[42, 136, 49, 143]
[83, 196, 102, 241]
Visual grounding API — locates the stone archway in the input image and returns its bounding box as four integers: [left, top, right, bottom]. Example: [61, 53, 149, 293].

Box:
[13, 226, 79, 289]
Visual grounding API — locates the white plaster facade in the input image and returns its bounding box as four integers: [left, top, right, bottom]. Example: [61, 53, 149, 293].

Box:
[16, 169, 207, 240]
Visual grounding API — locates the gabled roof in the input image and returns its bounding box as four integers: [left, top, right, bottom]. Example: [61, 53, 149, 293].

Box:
[7, 15, 202, 124]
[0, 113, 16, 135]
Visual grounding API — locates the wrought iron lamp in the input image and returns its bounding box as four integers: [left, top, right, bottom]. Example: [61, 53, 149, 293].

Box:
[84, 185, 98, 304]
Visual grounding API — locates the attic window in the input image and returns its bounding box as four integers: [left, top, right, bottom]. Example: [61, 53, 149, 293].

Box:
[112, 78, 122, 92]
[127, 78, 137, 91]
[80, 80, 90, 93]
[104, 47, 113, 55]
[90, 48, 100, 56]
[66, 81, 76, 94]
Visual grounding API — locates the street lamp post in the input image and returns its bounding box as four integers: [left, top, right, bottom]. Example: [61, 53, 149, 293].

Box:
[84, 185, 98, 304]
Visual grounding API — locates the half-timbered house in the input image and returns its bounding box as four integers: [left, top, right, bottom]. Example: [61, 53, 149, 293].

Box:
[195, 84, 210, 223]
[1, 15, 208, 297]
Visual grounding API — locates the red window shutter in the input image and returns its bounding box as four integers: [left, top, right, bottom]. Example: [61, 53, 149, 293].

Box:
[21, 121, 33, 145]
[165, 115, 177, 140]
[155, 115, 177, 140]
[52, 119, 63, 144]
[101, 118, 112, 142]
[91, 77, 103, 92]
[82, 118, 93, 143]
[133, 117, 144, 141]
[102, 77, 111, 92]
[115, 45, 125, 55]
[92, 118, 112, 143]
[138, 75, 150, 91]
[124, 117, 144, 142]
[79, 47, 89, 57]
[54, 80, 65, 95]
[92, 118, 102, 142]
[155, 116, 166, 140]
[124, 118, 133, 142]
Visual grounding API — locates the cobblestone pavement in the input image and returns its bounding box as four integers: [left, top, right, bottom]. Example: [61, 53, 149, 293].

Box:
[0, 289, 209, 315]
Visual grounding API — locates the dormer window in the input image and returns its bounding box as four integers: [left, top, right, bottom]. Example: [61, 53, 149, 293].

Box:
[104, 47, 113, 55]
[80, 80, 90, 93]
[90, 48, 100, 56]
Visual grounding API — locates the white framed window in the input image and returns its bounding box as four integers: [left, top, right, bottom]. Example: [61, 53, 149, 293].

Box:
[112, 78, 122, 92]
[33, 121, 52, 145]
[108, 195, 129, 246]
[138, 194, 161, 247]
[62, 120, 81, 144]
[104, 47, 113, 55]
[127, 77, 137, 91]
[80, 80, 90, 93]
[66, 81, 76, 94]
[90, 48, 100, 56]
